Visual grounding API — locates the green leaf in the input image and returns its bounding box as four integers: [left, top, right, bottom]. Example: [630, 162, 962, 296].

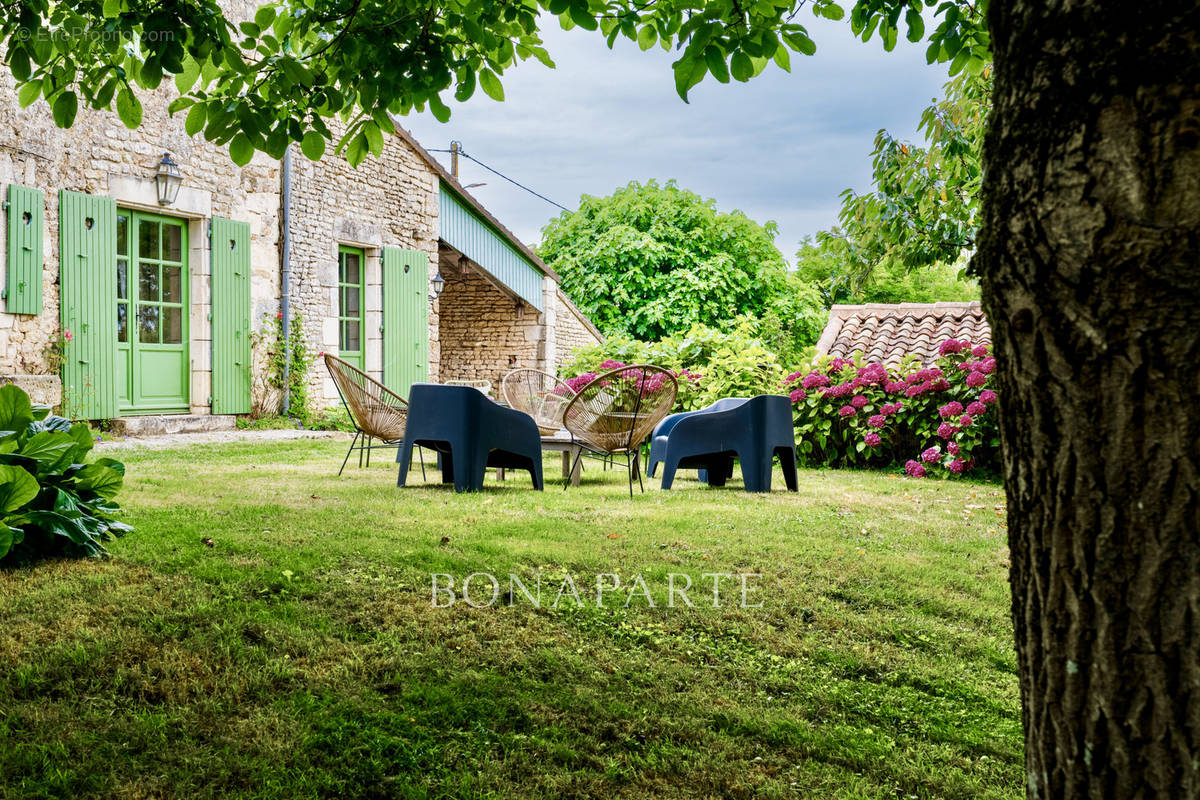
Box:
[300, 130, 326, 160]
[17, 81, 42, 109]
[0, 465, 38, 513]
[730, 52, 754, 82]
[345, 131, 368, 168]
[75, 464, 124, 499]
[428, 93, 451, 123]
[102, 0, 124, 17]
[229, 133, 254, 166]
[174, 55, 201, 95]
[19, 431, 75, 465]
[773, 46, 791, 72]
[705, 47, 730, 83]
[820, 3, 845, 21]
[255, 4, 276, 29]
[9, 47, 30, 82]
[905, 9, 925, 42]
[0, 386, 35, 434]
[637, 25, 658, 51]
[185, 104, 206, 137]
[363, 121, 384, 157]
[116, 86, 143, 129]
[568, 3, 598, 31]
[479, 69, 505, 102]
[52, 91, 77, 128]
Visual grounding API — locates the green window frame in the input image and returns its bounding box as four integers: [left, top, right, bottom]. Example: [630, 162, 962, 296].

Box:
[337, 245, 365, 369]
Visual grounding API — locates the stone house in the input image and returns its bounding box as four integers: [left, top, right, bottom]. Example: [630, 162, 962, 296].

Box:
[0, 70, 602, 426]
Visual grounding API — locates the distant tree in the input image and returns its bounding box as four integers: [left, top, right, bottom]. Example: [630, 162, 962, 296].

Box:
[825, 70, 988, 277]
[794, 236, 979, 306]
[539, 180, 822, 347]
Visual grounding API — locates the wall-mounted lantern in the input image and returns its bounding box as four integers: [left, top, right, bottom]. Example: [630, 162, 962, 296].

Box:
[430, 271, 445, 300]
[155, 152, 183, 206]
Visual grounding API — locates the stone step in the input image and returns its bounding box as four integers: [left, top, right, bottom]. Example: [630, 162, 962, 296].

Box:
[108, 414, 237, 437]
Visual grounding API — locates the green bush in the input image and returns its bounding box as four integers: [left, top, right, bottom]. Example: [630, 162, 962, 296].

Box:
[560, 317, 783, 410]
[0, 384, 129, 562]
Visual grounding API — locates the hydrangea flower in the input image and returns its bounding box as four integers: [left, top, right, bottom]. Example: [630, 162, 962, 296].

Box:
[966, 371, 987, 388]
[857, 363, 888, 385]
[939, 339, 965, 356]
[972, 345, 989, 358]
[980, 389, 998, 404]
[905, 460, 927, 477]
[801, 372, 831, 390]
[959, 414, 974, 427]
[939, 401, 964, 419]
[879, 403, 896, 416]
[864, 432, 882, 447]
[885, 381, 908, 394]
[921, 446, 941, 463]
[823, 382, 853, 398]
[867, 414, 886, 429]
[931, 379, 951, 392]
[966, 401, 987, 417]
[598, 359, 627, 370]
[937, 422, 958, 439]
[827, 357, 853, 373]
[851, 394, 869, 409]
[948, 458, 968, 474]
[947, 441, 960, 455]
[978, 357, 997, 375]
[789, 388, 807, 403]
[838, 405, 856, 417]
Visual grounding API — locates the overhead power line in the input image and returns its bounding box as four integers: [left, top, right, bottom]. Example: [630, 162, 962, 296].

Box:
[428, 147, 569, 212]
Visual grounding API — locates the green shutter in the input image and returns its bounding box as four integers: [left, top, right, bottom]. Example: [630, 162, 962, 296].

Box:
[59, 190, 118, 419]
[6, 185, 44, 315]
[211, 217, 251, 414]
[382, 247, 429, 398]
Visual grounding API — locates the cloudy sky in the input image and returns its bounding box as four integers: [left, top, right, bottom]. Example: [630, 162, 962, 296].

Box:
[402, 15, 949, 261]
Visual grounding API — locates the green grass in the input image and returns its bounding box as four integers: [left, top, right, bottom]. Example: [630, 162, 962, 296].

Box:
[0, 439, 1021, 799]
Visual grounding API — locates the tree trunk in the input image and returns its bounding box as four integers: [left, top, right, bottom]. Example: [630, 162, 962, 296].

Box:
[977, 2, 1200, 796]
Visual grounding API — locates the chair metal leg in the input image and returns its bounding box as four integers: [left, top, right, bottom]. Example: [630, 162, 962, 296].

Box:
[634, 451, 644, 493]
[365, 436, 372, 467]
[564, 447, 585, 491]
[339, 431, 360, 476]
[418, 446, 426, 481]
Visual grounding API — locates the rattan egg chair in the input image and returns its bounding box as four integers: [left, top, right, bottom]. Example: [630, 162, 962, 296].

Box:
[501, 368, 576, 435]
[323, 353, 424, 478]
[562, 365, 678, 496]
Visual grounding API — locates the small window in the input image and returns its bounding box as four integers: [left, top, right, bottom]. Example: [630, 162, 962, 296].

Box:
[337, 246, 366, 369]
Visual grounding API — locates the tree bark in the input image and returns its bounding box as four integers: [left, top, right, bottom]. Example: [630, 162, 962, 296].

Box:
[977, 2, 1200, 797]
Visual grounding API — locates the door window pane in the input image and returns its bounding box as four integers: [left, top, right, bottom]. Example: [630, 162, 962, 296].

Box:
[138, 305, 160, 343]
[117, 259, 128, 300]
[117, 304, 127, 343]
[117, 215, 128, 257]
[162, 266, 182, 304]
[343, 285, 360, 316]
[163, 307, 183, 344]
[138, 220, 159, 261]
[163, 223, 183, 262]
[341, 320, 361, 352]
[342, 253, 360, 285]
[139, 263, 159, 302]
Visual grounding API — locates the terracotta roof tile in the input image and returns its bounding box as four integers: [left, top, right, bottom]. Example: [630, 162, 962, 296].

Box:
[814, 302, 990, 367]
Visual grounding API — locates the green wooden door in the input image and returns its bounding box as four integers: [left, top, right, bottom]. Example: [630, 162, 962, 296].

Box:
[382, 247, 429, 397]
[211, 218, 251, 414]
[6, 184, 44, 315]
[59, 190, 118, 419]
[117, 210, 189, 413]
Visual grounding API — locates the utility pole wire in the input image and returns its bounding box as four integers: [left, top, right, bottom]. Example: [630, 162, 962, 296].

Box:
[428, 147, 569, 211]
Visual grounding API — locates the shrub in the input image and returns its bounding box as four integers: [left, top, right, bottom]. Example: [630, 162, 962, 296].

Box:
[561, 317, 783, 410]
[785, 339, 999, 477]
[0, 385, 129, 562]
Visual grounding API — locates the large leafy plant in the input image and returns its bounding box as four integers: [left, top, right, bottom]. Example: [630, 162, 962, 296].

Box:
[0, 385, 129, 562]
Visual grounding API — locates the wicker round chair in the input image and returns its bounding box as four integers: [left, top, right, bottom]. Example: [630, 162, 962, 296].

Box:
[323, 353, 423, 477]
[562, 365, 678, 495]
[501, 368, 577, 435]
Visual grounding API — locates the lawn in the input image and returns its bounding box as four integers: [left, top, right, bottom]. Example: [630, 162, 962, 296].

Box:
[0, 437, 1022, 799]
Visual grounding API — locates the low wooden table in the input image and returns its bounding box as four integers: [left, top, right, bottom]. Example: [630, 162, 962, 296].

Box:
[495, 430, 582, 486]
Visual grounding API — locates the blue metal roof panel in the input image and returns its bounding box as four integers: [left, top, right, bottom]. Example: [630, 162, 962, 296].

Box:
[439, 185, 544, 310]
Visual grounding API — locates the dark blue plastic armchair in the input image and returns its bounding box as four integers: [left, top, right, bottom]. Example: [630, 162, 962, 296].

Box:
[656, 395, 798, 492]
[647, 397, 748, 483]
[397, 384, 544, 492]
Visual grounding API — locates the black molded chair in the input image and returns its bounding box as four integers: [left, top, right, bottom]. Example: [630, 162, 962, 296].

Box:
[397, 384, 544, 492]
[646, 397, 749, 483]
[657, 395, 798, 493]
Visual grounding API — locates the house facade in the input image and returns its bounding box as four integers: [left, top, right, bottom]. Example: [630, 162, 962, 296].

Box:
[0, 68, 601, 422]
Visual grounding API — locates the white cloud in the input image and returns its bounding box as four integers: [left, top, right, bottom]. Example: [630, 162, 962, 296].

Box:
[401, 15, 948, 260]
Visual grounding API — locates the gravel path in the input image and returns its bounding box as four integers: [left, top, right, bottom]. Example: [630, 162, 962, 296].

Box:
[95, 428, 348, 450]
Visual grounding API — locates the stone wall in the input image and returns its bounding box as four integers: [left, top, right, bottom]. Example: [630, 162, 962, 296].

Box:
[286, 127, 440, 406]
[436, 265, 543, 394]
[0, 65, 281, 414]
[553, 290, 604, 374]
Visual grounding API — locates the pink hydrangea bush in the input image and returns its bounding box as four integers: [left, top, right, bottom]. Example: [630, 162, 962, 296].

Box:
[784, 339, 999, 477]
[559, 360, 703, 410]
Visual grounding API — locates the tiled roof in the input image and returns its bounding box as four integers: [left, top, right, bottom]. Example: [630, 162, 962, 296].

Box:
[814, 302, 991, 366]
